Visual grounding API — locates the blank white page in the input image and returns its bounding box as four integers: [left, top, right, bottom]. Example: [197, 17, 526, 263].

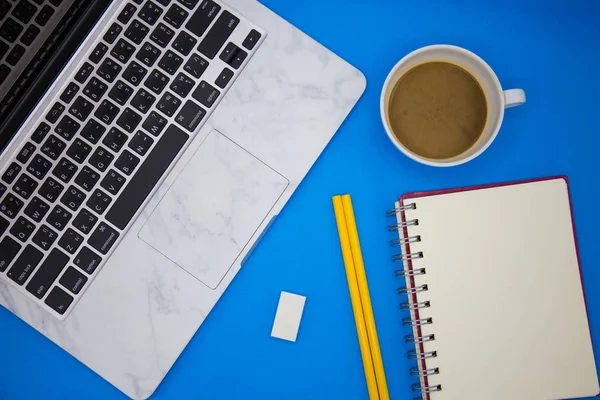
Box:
[401, 178, 599, 400]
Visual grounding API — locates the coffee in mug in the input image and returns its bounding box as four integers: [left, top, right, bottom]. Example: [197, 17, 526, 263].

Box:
[380, 45, 526, 167]
[388, 61, 487, 160]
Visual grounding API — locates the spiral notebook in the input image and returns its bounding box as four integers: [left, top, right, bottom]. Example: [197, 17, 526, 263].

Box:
[390, 177, 599, 400]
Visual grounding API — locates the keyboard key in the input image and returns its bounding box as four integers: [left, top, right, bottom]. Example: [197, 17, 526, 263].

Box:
[183, 53, 208, 79]
[158, 50, 182, 75]
[74, 166, 100, 192]
[138, 1, 163, 25]
[0, 18, 24, 43]
[150, 22, 174, 48]
[114, 150, 140, 176]
[6, 44, 25, 66]
[20, 24, 40, 46]
[155, 0, 171, 6]
[103, 127, 128, 153]
[27, 154, 52, 179]
[26, 248, 68, 299]
[0, 182, 5, 198]
[12, 0, 37, 24]
[60, 185, 86, 211]
[41, 134, 66, 160]
[177, 0, 199, 9]
[106, 125, 188, 230]
[60, 267, 88, 295]
[122, 60, 148, 86]
[80, 119, 106, 144]
[172, 30, 196, 56]
[74, 246, 101, 274]
[52, 158, 78, 183]
[72, 208, 97, 234]
[83, 77, 108, 102]
[100, 169, 126, 195]
[66, 138, 92, 164]
[111, 38, 136, 63]
[0, 214, 7, 236]
[89, 147, 114, 172]
[89, 42, 108, 64]
[0, 236, 21, 272]
[136, 41, 161, 67]
[156, 91, 180, 117]
[164, 4, 188, 28]
[88, 221, 119, 254]
[0, 42, 8, 60]
[69, 96, 95, 121]
[47, 205, 72, 231]
[198, 11, 239, 59]
[116, 107, 141, 133]
[103, 22, 122, 44]
[7, 244, 43, 285]
[242, 29, 261, 51]
[192, 80, 219, 108]
[31, 224, 58, 251]
[0, 1, 9, 18]
[49, 0, 62, 6]
[128, 131, 154, 156]
[60, 82, 80, 104]
[95, 99, 120, 124]
[16, 142, 36, 164]
[39, 177, 64, 202]
[87, 189, 112, 214]
[144, 69, 169, 94]
[215, 67, 233, 89]
[24, 196, 49, 222]
[10, 216, 35, 242]
[185, 0, 219, 38]
[219, 42, 247, 69]
[117, 3, 137, 24]
[108, 80, 134, 106]
[124, 19, 149, 44]
[97, 57, 122, 83]
[175, 100, 205, 132]
[55, 115, 81, 141]
[13, 173, 38, 199]
[0, 193, 24, 218]
[31, 122, 51, 143]
[74, 62, 94, 84]
[12, 1, 37, 25]
[131, 88, 155, 113]
[44, 286, 73, 315]
[2, 162, 21, 184]
[46, 102, 65, 123]
[170, 72, 194, 97]
[34, 4, 54, 26]
[142, 111, 167, 137]
[58, 228, 84, 254]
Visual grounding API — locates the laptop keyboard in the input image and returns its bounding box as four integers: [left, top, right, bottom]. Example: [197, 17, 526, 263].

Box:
[0, 0, 264, 319]
[0, 0, 76, 99]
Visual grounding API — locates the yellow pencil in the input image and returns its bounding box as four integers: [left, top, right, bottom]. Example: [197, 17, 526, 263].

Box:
[342, 195, 390, 400]
[332, 195, 380, 400]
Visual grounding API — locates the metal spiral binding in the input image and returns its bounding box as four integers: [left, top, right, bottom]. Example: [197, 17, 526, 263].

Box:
[388, 202, 441, 399]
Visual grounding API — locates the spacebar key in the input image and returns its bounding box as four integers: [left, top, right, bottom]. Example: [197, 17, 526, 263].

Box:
[106, 125, 188, 230]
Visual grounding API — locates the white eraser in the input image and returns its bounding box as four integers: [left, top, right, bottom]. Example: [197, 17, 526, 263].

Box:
[271, 291, 306, 342]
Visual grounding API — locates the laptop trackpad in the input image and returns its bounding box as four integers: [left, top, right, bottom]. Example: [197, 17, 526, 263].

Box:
[138, 130, 288, 289]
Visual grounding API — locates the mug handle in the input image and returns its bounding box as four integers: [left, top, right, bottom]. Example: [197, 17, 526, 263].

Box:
[504, 89, 526, 108]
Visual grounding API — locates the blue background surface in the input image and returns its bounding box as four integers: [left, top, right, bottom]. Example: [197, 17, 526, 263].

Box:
[2, 0, 600, 399]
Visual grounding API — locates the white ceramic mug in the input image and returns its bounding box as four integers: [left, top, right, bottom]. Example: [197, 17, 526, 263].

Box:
[380, 45, 525, 167]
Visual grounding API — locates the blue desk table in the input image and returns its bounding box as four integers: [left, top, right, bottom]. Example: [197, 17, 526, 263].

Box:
[2, 0, 600, 399]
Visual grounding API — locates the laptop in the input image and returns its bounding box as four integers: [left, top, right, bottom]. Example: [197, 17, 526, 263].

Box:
[0, 0, 365, 398]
